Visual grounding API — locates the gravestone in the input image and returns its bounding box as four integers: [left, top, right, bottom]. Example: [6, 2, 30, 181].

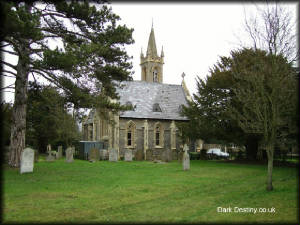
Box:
[135, 149, 144, 161]
[100, 150, 108, 160]
[20, 148, 35, 174]
[109, 149, 118, 162]
[183, 144, 190, 171]
[161, 149, 172, 162]
[57, 146, 63, 159]
[46, 151, 55, 162]
[65, 147, 74, 163]
[89, 148, 100, 162]
[124, 149, 133, 162]
[146, 149, 153, 161]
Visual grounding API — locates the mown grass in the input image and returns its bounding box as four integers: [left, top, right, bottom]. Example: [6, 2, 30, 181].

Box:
[3, 158, 299, 223]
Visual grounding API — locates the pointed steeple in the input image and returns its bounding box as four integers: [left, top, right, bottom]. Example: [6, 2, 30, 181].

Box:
[146, 27, 158, 57]
[161, 45, 164, 57]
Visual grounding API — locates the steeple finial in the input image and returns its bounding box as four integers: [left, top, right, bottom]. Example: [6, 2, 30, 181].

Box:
[161, 46, 164, 57]
[146, 23, 157, 57]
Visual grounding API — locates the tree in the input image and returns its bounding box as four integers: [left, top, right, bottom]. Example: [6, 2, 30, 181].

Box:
[26, 82, 80, 152]
[1, 102, 13, 147]
[180, 62, 260, 160]
[1, 1, 134, 167]
[241, 2, 299, 63]
[227, 48, 297, 191]
[181, 48, 297, 191]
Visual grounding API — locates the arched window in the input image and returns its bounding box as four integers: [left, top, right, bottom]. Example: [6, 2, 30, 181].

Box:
[126, 121, 136, 148]
[154, 122, 164, 147]
[153, 69, 158, 82]
[153, 103, 162, 112]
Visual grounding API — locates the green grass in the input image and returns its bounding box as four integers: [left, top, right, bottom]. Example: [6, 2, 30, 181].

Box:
[3, 158, 299, 223]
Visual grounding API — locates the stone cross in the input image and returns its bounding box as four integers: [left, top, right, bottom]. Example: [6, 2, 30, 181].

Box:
[109, 148, 118, 162]
[65, 147, 74, 163]
[183, 144, 190, 171]
[124, 149, 133, 162]
[20, 148, 35, 174]
[46, 149, 55, 162]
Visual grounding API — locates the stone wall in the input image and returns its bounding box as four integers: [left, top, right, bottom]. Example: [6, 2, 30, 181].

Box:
[119, 118, 182, 160]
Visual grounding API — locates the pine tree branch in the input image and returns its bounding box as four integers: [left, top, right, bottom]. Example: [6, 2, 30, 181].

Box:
[3, 70, 17, 77]
[1, 60, 17, 71]
[0, 48, 19, 56]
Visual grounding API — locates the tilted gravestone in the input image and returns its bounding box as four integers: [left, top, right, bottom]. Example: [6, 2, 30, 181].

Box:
[100, 149, 108, 160]
[57, 146, 63, 159]
[65, 147, 74, 163]
[124, 149, 133, 162]
[20, 148, 35, 174]
[109, 149, 118, 162]
[89, 148, 100, 162]
[182, 144, 190, 171]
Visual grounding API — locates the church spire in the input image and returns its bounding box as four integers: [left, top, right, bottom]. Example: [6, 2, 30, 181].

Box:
[146, 26, 158, 57]
[140, 23, 164, 83]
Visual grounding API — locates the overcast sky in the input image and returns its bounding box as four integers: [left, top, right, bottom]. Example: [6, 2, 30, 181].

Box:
[110, 2, 298, 96]
[2, 2, 298, 104]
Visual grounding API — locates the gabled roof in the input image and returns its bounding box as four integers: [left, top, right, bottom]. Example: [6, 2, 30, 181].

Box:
[116, 81, 189, 121]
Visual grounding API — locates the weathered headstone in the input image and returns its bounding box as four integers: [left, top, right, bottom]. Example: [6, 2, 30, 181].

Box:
[46, 151, 55, 162]
[65, 147, 74, 163]
[57, 146, 63, 159]
[161, 149, 172, 162]
[183, 144, 190, 171]
[135, 149, 144, 161]
[89, 148, 100, 162]
[124, 149, 133, 162]
[20, 148, 35, 174]
[100, 149, 108, 160]
[109, 149, 118, 162]
[146, 149, 153, 161]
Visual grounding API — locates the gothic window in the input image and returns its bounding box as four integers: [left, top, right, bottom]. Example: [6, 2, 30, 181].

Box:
[89, 124, 93, 141]
[153, 69, 158, 82]
[126, 121, 136, 148]
[153, 103, 162, 112]
[154, 122, 164, 147]
[95, 121, 99, 140]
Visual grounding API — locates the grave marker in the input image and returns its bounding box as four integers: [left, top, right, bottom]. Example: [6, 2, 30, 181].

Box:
[20, 148, 34, 174]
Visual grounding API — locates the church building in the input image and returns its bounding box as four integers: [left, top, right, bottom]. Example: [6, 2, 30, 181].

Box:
[82, 26, 193, 160]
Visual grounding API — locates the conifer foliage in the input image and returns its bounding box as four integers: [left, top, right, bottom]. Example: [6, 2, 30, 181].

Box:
[1, 1, 134, 167]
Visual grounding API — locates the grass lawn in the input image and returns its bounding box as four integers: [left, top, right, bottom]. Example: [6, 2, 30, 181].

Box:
[3, 158, 299, 223]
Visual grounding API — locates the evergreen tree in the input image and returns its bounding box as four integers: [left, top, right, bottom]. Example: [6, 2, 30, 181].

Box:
[182, 48, 297, 191]
[1, 1, 134, 167]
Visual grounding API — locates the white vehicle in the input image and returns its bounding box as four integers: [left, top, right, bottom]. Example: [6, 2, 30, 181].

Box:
[207, 148, 229, 158]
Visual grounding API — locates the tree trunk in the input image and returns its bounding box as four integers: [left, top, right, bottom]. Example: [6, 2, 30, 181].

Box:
[8, 54, 29, 168]
[245, 135, 259, 160]
[266, 143, 274, 191]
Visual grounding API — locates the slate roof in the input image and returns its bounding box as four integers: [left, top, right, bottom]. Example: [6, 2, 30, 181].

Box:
[116, 81, 189, 121]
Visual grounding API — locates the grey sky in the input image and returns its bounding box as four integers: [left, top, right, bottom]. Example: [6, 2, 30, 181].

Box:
[2, 2, 298, 104]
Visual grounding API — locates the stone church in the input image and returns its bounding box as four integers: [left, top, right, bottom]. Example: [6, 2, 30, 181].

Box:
[82, 26, 194, 160]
